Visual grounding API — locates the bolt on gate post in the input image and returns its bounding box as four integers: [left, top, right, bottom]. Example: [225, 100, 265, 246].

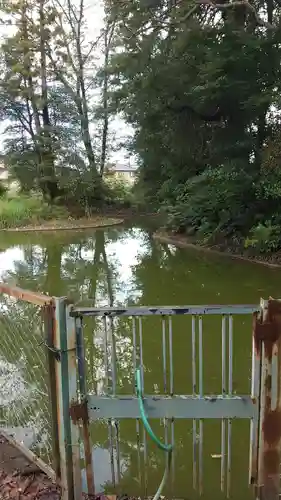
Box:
[251, 298, 281, 500]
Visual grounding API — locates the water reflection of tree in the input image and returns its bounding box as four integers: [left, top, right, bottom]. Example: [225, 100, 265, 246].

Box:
[0, 228, 267, 497]
[0, 229, 168, 489]
[1, 231, 120, 303]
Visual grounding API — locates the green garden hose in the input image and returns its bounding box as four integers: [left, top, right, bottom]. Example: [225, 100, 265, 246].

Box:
[135, 368, 173, 500]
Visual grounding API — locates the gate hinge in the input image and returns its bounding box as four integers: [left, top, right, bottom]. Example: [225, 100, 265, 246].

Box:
[69, 400, 88, 424]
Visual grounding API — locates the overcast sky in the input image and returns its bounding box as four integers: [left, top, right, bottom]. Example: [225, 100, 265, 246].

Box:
[0, 0, 137, 167]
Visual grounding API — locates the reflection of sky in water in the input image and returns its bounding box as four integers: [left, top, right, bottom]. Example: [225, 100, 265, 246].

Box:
[0, 229, 149, 305]
[0, 246, 24, 280]
[0, 358, 28, 406]
[0, 228, 145, 486]
[81, 446, 127, 494]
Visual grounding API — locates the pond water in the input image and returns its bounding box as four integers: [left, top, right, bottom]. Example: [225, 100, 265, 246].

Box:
[0, 223, 281, 499]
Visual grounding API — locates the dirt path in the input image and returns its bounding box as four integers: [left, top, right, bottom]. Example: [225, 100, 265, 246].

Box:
[0, 434, 60, 500]
[0, 470, 60, 500]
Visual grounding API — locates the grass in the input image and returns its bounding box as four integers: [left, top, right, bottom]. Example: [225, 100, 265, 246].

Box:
[0, 194, 124, 231]
[0, 195, 70, 229]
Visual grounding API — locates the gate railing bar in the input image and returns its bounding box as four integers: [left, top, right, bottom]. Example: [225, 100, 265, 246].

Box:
[192, 315, 197, 490]
[198, 316, 203, 495]
[162, 318, 170, 494]
[221, 315, 226, 492]
[168, 316, 175, 496]
[85, 395, 256, 420]
[138, 316, 148, 497]
[132, 317, 142, 490]
[249, 311, 261, 490]
[70, 305, 260, 317]
[227, 316, 233, 497]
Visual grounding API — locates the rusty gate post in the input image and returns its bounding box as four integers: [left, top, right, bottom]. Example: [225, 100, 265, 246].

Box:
[254, 298, 281, 500]
[54, 297, 82, 500]
[65, 304, 84, 499]
[43, 302, 60, 479]
[69, 315, 95, 496]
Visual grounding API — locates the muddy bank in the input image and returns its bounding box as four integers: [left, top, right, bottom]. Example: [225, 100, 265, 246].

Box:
[153, 230, 281, 268]
[4, 216, 124, 233]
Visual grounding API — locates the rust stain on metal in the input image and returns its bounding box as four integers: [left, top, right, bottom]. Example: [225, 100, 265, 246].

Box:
[255, 298, 281, 496]
[43, 303, 61, 479]
[69, 400, 88, 425]
[69, 398, 95, 494]
[254, 299, 281, 360]
[0, 282, 53, 306]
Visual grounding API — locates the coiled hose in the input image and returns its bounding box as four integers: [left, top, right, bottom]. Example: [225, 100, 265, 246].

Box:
[135, 368, 173, 500]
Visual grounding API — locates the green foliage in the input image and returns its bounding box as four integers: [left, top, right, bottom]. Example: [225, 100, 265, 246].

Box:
[163, 165, 255, 238]
[0, 195, 69, 229]
[244, 223, 281, 254]
[0, 182, 8, 198]
[58, 170, 106, 213]
[104, 177, 134, 207]
[109, 0, 281, 254]
[0, 0, 117, 207]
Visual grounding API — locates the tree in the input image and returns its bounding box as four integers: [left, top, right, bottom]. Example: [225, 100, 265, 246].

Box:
[108, 0, 281, 249]
[47, 0, 101, 180]
[97, 14, 117, 177]
[0, 0, 61, 200]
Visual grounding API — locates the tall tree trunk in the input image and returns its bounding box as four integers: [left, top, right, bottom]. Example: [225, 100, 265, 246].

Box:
[21, 1, 42, 169]
[255, 0, 273, 167]
[39, 0, 59, 201]
[45, 245, 63, 295]
[100, 19, 116, 177]
[100, 31, 110, 178]
[74, 0, 97, 176]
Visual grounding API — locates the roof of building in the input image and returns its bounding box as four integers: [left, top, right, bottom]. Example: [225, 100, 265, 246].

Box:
[112, 164, 138, 173]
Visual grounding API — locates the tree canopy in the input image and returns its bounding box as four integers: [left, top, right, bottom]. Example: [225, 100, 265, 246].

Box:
[108, 0, 281, 252]
[1, 0, 281, 252]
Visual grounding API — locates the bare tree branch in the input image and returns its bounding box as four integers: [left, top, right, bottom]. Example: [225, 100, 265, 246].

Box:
[190, 0, 274, 29]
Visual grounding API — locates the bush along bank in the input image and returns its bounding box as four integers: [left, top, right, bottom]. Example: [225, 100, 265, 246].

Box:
[153, 226, 281, 267]
[0, 194, 125, 231]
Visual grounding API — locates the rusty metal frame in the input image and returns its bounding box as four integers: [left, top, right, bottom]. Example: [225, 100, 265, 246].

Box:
[74, 316, 95, 496]
[2, 284, 280, 500]
[251, 298, 281, 500]
[54, 297, 82, 500]
[0, 282, 53, 306]
[71, 304, 260, 317]
[43, 303, 60, 479]
[0, 285, 84, 500]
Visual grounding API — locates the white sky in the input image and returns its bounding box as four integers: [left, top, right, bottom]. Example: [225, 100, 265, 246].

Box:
[0, 0, 137, 166]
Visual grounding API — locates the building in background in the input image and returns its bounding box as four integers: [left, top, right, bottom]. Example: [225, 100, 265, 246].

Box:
[105, 163, 138, 184]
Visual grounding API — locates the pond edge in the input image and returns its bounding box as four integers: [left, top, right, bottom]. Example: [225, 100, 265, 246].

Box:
[153, 231, 281, 269]
[3, 218, 124, 233]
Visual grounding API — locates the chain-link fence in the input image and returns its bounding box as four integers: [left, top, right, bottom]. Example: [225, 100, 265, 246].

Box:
[0, 289, 54, 466]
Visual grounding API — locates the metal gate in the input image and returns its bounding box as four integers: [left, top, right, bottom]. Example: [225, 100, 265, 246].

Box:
[2, 285, 280, 499]
[52, 299, 281, 500]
